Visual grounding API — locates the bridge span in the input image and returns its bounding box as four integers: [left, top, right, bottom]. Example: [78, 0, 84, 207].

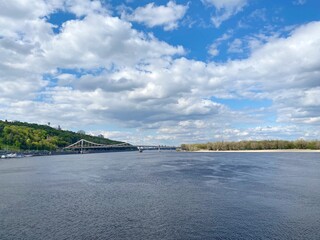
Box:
[64, 139, 177, 153]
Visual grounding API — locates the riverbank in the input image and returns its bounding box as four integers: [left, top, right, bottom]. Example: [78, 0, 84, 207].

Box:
[0, 148, 141, 159]
[0, 151, 76, 159]
[193, 149, 320, 153]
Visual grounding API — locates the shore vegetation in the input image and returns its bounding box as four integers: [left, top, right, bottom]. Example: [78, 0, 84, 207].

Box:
[0, 120, 122, 151]
[181, 140, 320, 151]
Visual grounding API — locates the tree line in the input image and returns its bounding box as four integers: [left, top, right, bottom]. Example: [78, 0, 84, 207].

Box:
[181, 140, 320, 151]
[0, 120, 123, 151]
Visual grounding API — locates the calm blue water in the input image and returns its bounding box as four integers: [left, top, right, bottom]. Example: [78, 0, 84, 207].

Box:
[0, 151, 319, 239]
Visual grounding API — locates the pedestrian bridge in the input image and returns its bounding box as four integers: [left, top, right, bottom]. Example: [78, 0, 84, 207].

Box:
[64, 139, 176, 152]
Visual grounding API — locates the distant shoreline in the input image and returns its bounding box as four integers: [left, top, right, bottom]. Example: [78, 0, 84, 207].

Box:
[192, 149, 320, 153]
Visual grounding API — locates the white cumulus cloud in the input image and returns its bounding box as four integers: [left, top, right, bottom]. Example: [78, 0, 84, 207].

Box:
[124, 1, 188, 30]
[1, 0, 320, 144]
[202, 0, 248, 27]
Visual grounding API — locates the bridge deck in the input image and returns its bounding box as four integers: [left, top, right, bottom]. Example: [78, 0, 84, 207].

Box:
[64, 139, 176, 151]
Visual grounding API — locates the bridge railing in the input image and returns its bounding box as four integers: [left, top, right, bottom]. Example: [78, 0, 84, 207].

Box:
[64, 139, 177, 151]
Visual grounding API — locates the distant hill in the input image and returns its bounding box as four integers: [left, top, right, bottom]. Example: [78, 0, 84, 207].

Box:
[0, 120, 124, 151]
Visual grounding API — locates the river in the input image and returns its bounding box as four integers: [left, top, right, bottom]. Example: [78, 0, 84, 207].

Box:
[0, 151, 319, 239]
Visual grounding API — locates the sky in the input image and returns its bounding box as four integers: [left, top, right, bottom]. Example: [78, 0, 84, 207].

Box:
[0, 0, 320, 145]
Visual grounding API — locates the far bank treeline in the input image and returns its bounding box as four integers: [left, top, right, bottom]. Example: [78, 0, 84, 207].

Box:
[181, 140, 320, 151]
[0, 120, 123, 151]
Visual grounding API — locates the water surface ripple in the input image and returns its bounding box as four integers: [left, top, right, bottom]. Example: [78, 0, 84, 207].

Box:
[0, 152, 319, 239]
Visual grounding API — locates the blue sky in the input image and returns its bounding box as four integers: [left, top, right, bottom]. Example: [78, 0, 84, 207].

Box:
[0, 0, 320, 145]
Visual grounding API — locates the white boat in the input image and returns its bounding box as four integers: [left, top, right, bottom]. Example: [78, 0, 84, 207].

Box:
[6, 153, 17, 158]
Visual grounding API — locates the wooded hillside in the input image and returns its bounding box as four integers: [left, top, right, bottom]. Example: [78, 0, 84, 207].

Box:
[0, 120, 123, 151]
